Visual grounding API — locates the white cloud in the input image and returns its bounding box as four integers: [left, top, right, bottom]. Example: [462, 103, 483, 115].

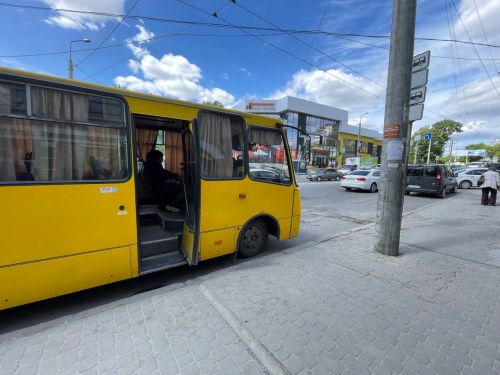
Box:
[114, 25, 235, 107]
[221, 73, 229, 80]
[238, 67, 252, 77]
[42, 0, 125, 30]
[270, 68, 385, 129]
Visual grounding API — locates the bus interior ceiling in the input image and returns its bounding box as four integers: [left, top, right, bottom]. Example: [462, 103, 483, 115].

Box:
[134, 115, 189, 273]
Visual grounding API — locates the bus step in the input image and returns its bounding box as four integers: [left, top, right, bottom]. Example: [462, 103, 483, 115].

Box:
[141, 238, 179, 258]
[140, 251, 187, 274]
[156, 210, 184, 231]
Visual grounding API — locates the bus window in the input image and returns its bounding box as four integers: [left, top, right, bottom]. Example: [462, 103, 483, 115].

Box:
[248, 127, 291, 184]
[0, 83, 128, 183]
[198, 112, 244, 179]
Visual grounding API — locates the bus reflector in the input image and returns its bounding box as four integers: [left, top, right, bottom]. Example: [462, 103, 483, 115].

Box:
[214, 240, 223, 245]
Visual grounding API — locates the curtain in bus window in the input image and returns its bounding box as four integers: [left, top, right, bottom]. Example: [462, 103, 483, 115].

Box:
[136, 128, 158, 160]
[198, 113, 233, 178]
[165, 131, 183, 176]
[0, 119, 32, 181]
[248, 127, 282, 146]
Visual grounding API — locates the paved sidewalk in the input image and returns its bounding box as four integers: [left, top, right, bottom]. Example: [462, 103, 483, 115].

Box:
[1, 190, 499, 375]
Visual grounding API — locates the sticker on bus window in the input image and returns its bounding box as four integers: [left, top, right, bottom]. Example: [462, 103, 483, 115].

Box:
[100, 187, 118, 193]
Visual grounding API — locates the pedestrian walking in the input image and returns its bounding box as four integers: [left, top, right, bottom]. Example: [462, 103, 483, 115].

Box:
[479, 166, 500, 206]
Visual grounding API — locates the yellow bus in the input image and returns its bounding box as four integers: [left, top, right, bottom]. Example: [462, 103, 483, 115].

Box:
[0, 67, 301, 310]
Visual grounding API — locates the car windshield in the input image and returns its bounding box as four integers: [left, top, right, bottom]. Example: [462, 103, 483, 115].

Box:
[349, 171, 369, 176]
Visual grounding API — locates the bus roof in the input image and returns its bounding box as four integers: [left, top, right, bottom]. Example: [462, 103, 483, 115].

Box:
[0, 66, 279, 125]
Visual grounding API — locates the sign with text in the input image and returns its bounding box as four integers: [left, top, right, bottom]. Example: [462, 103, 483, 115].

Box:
[246, 101, 276, 112]
[467, 149, 486, 157]
[410, 86, 426, 105]
[412, 51, 430, 73]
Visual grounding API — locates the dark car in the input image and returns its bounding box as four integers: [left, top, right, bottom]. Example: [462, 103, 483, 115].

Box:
[405, 164, 457, 198]
[307, 168, 339, 181]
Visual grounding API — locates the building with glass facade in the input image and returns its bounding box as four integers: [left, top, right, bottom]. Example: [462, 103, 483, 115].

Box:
[233, 97, 382, 172]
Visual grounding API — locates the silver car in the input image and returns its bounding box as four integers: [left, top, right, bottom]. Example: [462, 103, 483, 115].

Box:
[340, 169, 380, 192]
[456, 168, 488, 189]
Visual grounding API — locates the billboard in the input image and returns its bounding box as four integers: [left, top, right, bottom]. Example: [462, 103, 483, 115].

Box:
[467, 149, 486, 157]
[246, 100, 276, 112]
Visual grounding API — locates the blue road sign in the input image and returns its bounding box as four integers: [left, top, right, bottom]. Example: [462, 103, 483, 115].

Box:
[424, 133, 432, 140]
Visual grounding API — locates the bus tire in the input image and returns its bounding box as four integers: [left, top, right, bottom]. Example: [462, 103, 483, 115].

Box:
[238, 219, 268, 258]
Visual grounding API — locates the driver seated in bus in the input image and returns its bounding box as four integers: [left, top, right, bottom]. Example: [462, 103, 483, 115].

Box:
[143, 150, 183, 213]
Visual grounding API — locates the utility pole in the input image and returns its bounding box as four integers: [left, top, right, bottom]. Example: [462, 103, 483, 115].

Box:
[356, 112, 369, 157]
[426, 138, 432, 164]
[68, 38, 91, 79]
[413, 135, 419, 164]
[375, 0, 417, 257]
[448, 137, 454, 166]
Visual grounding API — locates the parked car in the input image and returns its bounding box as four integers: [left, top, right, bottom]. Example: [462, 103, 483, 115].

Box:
[307, 168, 339, 181]
[455, 168, 488, 189]
[338, 164, 357, 176]
[405, 164, 457, 198]
[340, 169, 380, 192]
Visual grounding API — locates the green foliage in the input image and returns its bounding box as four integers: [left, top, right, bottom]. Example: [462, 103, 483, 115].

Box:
[409, 119, 463, 163]
[465, 142, 500, 160]
[202, 100, 225, 108]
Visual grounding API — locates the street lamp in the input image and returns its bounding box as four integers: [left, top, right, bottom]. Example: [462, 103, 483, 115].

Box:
[357, 112, 369, 157]
[68, 38, 91, 79]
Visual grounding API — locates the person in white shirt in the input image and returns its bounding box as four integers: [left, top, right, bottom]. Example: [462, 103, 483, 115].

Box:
[480, 166, 500, 206]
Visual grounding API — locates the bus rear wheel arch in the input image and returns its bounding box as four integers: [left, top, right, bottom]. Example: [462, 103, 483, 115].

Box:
[237, 217, 277, 258]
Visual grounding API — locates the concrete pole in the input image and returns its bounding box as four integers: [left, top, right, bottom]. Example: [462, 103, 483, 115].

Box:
[374, 0, 417, 257]
[426, 139, 431, 164]
[448, 137, 454, 166]
[414, 136, 419, 164]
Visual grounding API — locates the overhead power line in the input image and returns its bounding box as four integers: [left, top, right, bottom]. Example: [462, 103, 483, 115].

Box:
[77, 0, 140, 66]
[176, 0, 384, 99]
[1, 2, 500, 49]
[472, 0, 498, 73]
[231, 0, 386, 89]
[450, 0, 500, 98]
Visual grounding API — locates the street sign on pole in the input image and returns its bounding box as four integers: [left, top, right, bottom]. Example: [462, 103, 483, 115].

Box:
[411, 69, 428, 89]
[409, 104, 424, 121]
[426, 133, 432, 163]
[412, 51, 430, 72]
[410, 86, 426, 105]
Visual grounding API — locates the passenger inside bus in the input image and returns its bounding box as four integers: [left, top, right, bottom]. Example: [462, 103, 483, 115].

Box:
[143, 150, 183, 213]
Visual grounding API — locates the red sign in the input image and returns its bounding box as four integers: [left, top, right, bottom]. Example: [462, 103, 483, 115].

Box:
[384, 124, 400, 138]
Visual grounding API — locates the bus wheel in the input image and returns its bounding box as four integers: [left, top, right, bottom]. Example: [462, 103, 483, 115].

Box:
[238, 219, 268, 258]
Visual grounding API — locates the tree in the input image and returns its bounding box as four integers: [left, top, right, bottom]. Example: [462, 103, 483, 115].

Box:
[202, 100, 225, 108]
[409, 119, 463, 163]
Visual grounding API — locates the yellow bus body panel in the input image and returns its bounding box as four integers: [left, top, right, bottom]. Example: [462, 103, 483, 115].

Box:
[0, 245, 132, 309]
[0, 67, 302, 309]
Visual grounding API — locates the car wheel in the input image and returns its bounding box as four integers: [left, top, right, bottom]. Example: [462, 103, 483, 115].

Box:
[238, 219, 268, 258]
[370, 183, 378, 193]
[344, 187, 352, 191]
[459, 180, 472, 189]
[450, 185, 457, 194]
[316, 176, 322, 181]
[438, 188, 446, 199]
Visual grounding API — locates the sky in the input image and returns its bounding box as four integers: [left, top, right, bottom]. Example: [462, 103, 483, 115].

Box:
[0, 0, 499, 148]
